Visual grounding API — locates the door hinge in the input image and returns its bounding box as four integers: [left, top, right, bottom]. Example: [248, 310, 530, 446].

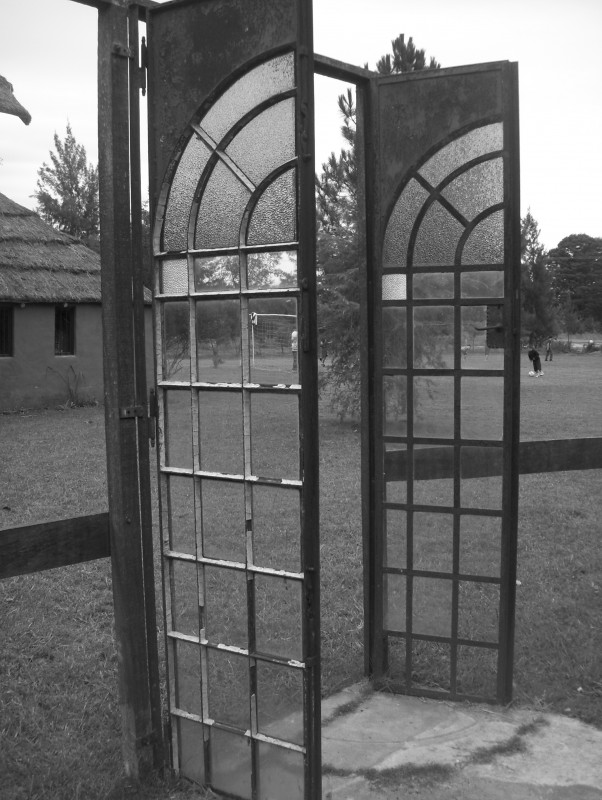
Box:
[139, 36, 148, 96]
[119, 405, 145, 419]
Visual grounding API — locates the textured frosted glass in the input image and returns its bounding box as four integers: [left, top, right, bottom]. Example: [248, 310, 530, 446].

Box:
[419, 123, 503, 187]
[383, 179, 428, 269]
[226, 99, 295, 186]
[462, 210, 504, 265]
[441, 158, 503, 221]
[247, 169, 296, 245]
[382, 273, 407, 300]
[248, 251, 297, 290]
[163, 136, 211, 251]
[413, 272, 454, 299]
[202, 53, 295, 144]
[161, 258, 188, 294]
[461, 271, 504, 298]
[413, 201, 464, 266]
[194, 254, 239, 292]
[196, 160, 251, 248]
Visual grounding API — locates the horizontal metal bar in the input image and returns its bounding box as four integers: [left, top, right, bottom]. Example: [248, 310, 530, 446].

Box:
[0, 513, 110, 579]
[314, 53, 375, 82]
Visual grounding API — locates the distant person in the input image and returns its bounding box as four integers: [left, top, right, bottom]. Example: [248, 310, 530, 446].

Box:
[528, 347, 543, 377]
[291, 329, 298, 370]
[320, 337, 328, 365]
[545, 338, 553, 362]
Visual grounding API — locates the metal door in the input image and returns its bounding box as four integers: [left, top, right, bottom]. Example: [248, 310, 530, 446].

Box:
[365, 62, 521, 703]
[146, 2, 320, 797]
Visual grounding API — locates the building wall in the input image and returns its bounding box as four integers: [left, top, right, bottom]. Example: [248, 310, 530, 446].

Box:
[0, 303, 155, 412]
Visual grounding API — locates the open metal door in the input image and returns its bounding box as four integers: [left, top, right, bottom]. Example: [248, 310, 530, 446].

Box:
[365, 62, 521, 703]
[146, 1, 320, 797]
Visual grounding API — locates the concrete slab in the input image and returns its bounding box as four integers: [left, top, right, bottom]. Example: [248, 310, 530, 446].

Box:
[320, 682, 602, 800]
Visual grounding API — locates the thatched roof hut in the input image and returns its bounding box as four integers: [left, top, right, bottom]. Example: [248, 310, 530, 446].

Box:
[0, 75, 31, 125]
[0, 192, 101, 303]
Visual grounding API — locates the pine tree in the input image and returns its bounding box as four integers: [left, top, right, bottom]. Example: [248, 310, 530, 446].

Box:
[520, 210, 558, 344]
[317, 35, 439, 420]
[34, 123, 99, 249]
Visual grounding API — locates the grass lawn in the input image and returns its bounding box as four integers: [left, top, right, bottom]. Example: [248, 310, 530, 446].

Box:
[1, 351, 601, 798]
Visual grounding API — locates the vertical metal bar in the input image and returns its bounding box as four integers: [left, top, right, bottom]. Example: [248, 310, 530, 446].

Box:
[98, 2, 161, 777]
[498, 61, 521, 704]
[297, 2, 320, 797]
[128, 4, 164, 766]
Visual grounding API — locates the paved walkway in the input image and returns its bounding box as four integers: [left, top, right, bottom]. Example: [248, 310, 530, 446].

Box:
[321, 682, 602, 799]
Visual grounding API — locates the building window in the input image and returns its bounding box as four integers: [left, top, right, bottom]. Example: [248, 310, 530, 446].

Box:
[55, 305, 75, 355]
[0, 304, 14, 357]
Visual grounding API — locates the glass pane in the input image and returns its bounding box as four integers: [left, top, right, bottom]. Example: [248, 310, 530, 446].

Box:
[461, 210, 504, 265]
[461, 377, 503, 440]
[196, 299, 241, 383]
[250, 393, 299, 480]
[248, 298, 298, 385]
[201, 479, 245, 563]
[210, 728, 252, 800]
[256, 661, 303, 745]
[226, 99, 295, 185]
[412, 640, 451, 692]
[254, 575, 302, 661]
[168, 475, 196, 554]
[171, 559, 199, 637]
[460, 515, 501, 577]
[461, 270, 504, 298]
[384, 443, 407, 503]
[165, 389, 193, 468]
[193, 254, 239, 293]
[207, 647, 249, 729]
[202, 53, 295, 143]
[384, 573, 405, 632]
[456, 645, 497, 698]
[458, 581, 500, 642]
[412, 577, 452, 638]
[247, 250, 297, 291]
[413, 201, 464, 266]
[413, 306, 453, 368]
[175, 640, 201, 715]
[384, 375, 407, 437]
[413, 445, 454, 507]
[383, 178, 429, 269]
[418, 123, 503, 187]
[252, 485, 301, 573]
[460, 447, 503, 510]
[196, 159, 251, 249]
[163, 136, 211, 251]
[441, 158, 503, 220]
[163, 302, 190, 382]
[385, 636, 407, 684]
[382, 306, 406, 368]
[413, 272, 454, 299]
[204, 566, 247, 649]
[177, 718, 205, 786]
[198, 391, 243, 474]
[258, 743, 303, 800]
[413, 377, 454, 438]
[382, 273, 407, 300]
[161, 257, 188, 294]
[247, 168, 296, 245]
[413, 512, 453, 573]
[385, 508, 407, 569]
[461, 305, 504, 369]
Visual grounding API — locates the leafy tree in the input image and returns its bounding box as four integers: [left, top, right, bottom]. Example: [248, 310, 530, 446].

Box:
[548, 234, 602, 329]
[317, 35, 440, 420]
[34, 123, 99, 250]
[520, 210, 558, 344]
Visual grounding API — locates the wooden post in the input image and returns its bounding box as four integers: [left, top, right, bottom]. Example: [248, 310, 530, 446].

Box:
[97, 2, 162, 778]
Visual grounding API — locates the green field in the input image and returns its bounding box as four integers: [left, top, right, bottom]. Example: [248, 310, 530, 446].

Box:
[0, 350, 601, 799]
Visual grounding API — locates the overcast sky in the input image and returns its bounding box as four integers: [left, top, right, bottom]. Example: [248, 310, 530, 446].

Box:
[1, 0, 601, 250]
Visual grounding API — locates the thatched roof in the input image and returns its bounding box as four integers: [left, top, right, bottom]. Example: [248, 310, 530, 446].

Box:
[0, 192, 101, 303]
[0, 76, 31, 125]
